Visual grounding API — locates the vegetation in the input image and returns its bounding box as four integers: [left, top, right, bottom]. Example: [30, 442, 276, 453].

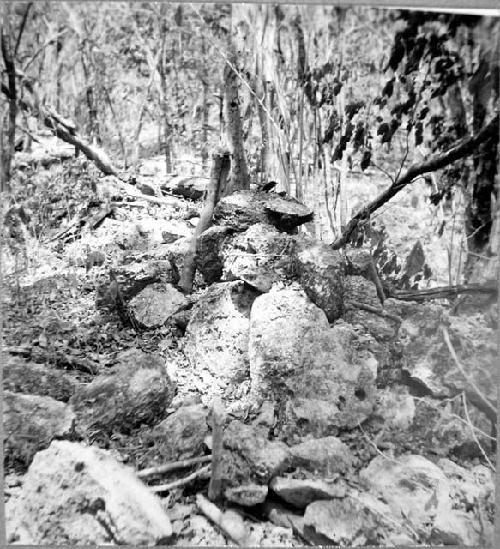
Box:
[1, 3, 498, 547]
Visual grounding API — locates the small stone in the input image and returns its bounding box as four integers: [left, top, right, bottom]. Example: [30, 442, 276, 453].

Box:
[270, 477, 347, 508]
[290, 436, 353, 474]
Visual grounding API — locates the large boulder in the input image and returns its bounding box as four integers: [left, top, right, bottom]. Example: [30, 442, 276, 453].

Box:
[70, 348, 175, 436]
[293, 239, 345, 322]
[6, 441, 172, 545]
[182, 281, 258, 407]
[129, 283, 187, 329]
[249, 285, 330, 403]
[213, 191, 313, 233]
[4, 391, 76, 470]
[249, 287, 377, 439]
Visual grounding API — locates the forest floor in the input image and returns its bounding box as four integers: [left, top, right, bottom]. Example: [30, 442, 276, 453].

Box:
[2, 151, 495, 546]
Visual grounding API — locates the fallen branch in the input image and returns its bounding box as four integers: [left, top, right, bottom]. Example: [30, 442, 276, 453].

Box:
[150, 464, 211, 493]
[110, 177, 184, 208]
[441, 325, 496, 424]
[346, 300, 402, 326]
[387, 282, 497, 302]
[2, 80, 120, 177]
[137, 455, 211, 479]
[331, 115, 499, 250]
[196, 493, 250, 546]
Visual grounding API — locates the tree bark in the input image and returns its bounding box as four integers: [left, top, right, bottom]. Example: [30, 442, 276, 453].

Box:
[464, 37, 499, 280]
[331, 115, 499, 250]
[200, 35, 209, 171]
[224, 8, 250, 192]
[1, 19, 16, 188]
[179, 150, 231, 294]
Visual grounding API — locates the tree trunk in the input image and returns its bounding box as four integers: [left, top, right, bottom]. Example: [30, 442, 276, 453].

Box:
[464, 43, 499, 281]
[201, 35, 209, 171]
[179, 150, 231, 294]
[224, 7, 250, 192]
[1, 14, 16, 189]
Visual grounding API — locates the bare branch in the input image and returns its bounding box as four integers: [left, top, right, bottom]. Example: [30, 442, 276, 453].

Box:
[331, 115, 499, 250]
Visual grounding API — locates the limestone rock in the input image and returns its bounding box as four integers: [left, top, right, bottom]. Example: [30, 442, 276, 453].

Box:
[6, 441, 172, 545]
[196, 225, 231, 284]
[182, 281, 257, 403]
[70, 348, 175, 436]
[294, 238, 345, 322]
[149, 404, 209, 460]
[221, 223, 295, 292]
[213, 191, 313, 233]
[249, 285, 330, 404]
[289, 436, 353, 475]
[359, 454, 489, 544]
[249, 289, 377, 437]
[219, 421, 290, 506]
[4, 391, 76, 470]
[224, 484, 269, 507]
[374, 388, 415, 430]
[270, 476, 347, 509]
[129, 283, 187, 328]
[303, 494, 398, 545]
[96, 259, 178, 308]
[162, 175, 208, 200]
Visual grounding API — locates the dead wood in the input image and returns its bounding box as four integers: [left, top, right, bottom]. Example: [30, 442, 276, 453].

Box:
[137, 455, 212, 479]
[386, 282, 497, 302]
[346, 300, 402, 326]
[150, 464, 211, 493]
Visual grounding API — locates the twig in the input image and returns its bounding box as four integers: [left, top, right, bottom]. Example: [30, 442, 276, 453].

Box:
[332, 115, 499, 250]
[461, 393, 494, 470]
[346, 299, 402, 326]
[137, 455, 211, 479]
[388, 282, 497, 302]
[150, 464, 211, 493]
[441, 325, 496, 423]
[412, 396, 494, 441]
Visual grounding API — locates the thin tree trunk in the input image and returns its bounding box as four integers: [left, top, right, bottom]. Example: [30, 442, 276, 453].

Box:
[332, 116, 499, 250]
[464, 39, 499, 281]
[201, 35, 209, 171]
[1, 17, 16, 189]
[256, 81, 271, 185]
[224, 6, 250, 191]
[179, 150, 231, 294]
